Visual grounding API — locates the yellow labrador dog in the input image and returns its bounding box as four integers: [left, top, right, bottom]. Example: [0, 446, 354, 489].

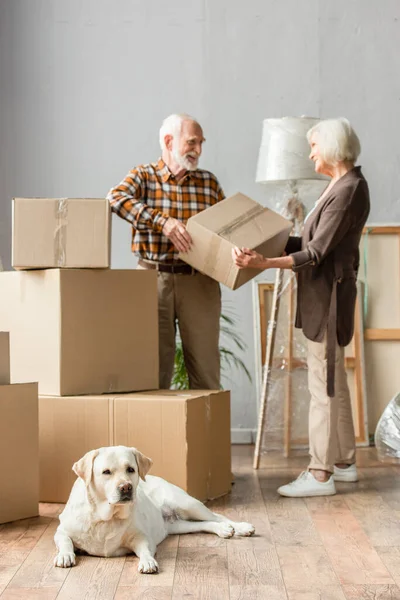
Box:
[54, 446, 255, 573]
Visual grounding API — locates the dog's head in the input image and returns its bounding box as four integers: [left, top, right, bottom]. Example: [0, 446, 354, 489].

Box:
[72, 446, 153, 506]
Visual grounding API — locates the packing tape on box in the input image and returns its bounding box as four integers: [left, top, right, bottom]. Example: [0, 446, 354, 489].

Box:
[54, 199, 68, 267]
[216, 205, 265, 241]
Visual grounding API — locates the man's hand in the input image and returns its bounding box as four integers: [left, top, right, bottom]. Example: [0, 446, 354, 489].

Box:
[232, 247, 269, 270]
[163, 218, 192, 253]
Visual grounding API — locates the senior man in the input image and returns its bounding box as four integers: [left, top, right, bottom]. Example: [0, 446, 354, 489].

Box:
[107, 113, 225, 389]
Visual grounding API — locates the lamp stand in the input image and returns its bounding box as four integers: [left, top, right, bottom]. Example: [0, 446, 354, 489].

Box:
[253, 185, 304, 469]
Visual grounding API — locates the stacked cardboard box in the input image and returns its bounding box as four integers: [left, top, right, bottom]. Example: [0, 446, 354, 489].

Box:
[2, 198, 159, 395]
[0, 332, 39, 524]
[0, 198, 160, 514]
[0, 269, 159, 395]
[3, 192, 288, 510]
[3, 197, 234, 508]
[12, 197, 111, 269]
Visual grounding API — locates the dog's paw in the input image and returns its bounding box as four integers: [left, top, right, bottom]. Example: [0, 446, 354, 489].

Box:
[232, 522, 255, 537]
[216, 523, 235, 538]
[54, 552, 76, 568]
[138, 556, 159, 574]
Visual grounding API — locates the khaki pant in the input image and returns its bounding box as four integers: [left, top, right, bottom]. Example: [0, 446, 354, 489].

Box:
[148, 270, 221, 389]
[307, 334, 356, 473]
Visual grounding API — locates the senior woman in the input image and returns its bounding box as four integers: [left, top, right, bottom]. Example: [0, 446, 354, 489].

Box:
[233, 118, 370, 497]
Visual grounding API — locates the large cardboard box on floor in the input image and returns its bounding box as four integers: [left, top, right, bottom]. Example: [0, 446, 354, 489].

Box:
[0, 383, 39, 524]
[0, 332, 10, 385]
[12, 197, 111, 269]
[179, 192, 292, 290]
[38, 390, 231, 503]
[0, 269, 158, 396]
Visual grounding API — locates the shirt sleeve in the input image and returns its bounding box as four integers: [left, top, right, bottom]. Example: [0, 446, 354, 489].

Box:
[107, 168, 170, 232]
[290, 183, 359, 272]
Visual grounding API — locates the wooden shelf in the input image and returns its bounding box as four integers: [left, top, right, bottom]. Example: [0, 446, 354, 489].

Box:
[364, 328, 400, 341]
[272, 356, 356, 369]
[363, 226, 400, 234]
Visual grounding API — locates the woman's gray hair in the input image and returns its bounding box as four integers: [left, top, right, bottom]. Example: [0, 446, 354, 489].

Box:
[307, 118, 361, 165]
[159, 113, 198, 151]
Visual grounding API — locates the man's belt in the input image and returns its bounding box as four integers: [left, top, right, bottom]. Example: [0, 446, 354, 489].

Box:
[138, 259, 197, 275]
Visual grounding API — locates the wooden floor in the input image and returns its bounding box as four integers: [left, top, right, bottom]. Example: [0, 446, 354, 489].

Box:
[1, 446, 400, 599]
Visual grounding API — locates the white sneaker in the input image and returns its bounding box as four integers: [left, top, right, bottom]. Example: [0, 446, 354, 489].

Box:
[277, 471, 336, 497]
[333, 464, 358, 482]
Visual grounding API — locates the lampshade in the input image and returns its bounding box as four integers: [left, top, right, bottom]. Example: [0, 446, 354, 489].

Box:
[256, 116, 329, 183]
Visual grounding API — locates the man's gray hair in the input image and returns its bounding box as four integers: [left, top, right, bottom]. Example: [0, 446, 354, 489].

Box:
[307, 118, 361, 165]
[159, 113, 198, 151]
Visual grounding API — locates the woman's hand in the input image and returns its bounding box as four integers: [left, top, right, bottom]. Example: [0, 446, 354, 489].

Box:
[232, 247, 269, 270]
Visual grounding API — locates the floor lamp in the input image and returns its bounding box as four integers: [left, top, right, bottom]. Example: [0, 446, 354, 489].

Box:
[253, 116, 328, 469]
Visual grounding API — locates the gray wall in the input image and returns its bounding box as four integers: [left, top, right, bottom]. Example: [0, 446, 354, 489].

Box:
[1, 0, 399, 437]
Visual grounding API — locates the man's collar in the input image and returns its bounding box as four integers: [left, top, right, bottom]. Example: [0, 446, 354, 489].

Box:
[156, 158, 172, 182]
[156, 158, 200, 182]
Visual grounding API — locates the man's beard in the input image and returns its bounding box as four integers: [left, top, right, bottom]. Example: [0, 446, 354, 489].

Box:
[172, 144, 199, 171]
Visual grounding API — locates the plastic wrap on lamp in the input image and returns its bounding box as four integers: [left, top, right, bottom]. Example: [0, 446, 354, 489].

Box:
[375, 392, 400, 461]
[256, 116, 329, 183]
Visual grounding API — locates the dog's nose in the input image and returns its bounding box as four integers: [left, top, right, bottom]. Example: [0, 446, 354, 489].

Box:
[118, 482, 133, 494]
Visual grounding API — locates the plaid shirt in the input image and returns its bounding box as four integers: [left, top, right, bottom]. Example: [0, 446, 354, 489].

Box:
[107, 158, 225, 262]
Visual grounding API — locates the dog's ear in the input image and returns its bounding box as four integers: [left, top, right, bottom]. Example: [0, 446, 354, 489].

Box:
[72, 449, 99, 485]
[131, 448, 153, 481]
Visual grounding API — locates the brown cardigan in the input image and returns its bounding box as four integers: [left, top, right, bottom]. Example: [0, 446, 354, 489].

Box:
[285, 166, 370, 396]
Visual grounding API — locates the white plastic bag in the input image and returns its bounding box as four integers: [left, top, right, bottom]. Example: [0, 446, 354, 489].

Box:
[374, 392, 400, 461]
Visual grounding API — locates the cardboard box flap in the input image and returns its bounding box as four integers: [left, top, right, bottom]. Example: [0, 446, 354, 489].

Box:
[13, 198, 59, 267]
[60, 198, 110, 266]
[207, 390, 231, 498]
